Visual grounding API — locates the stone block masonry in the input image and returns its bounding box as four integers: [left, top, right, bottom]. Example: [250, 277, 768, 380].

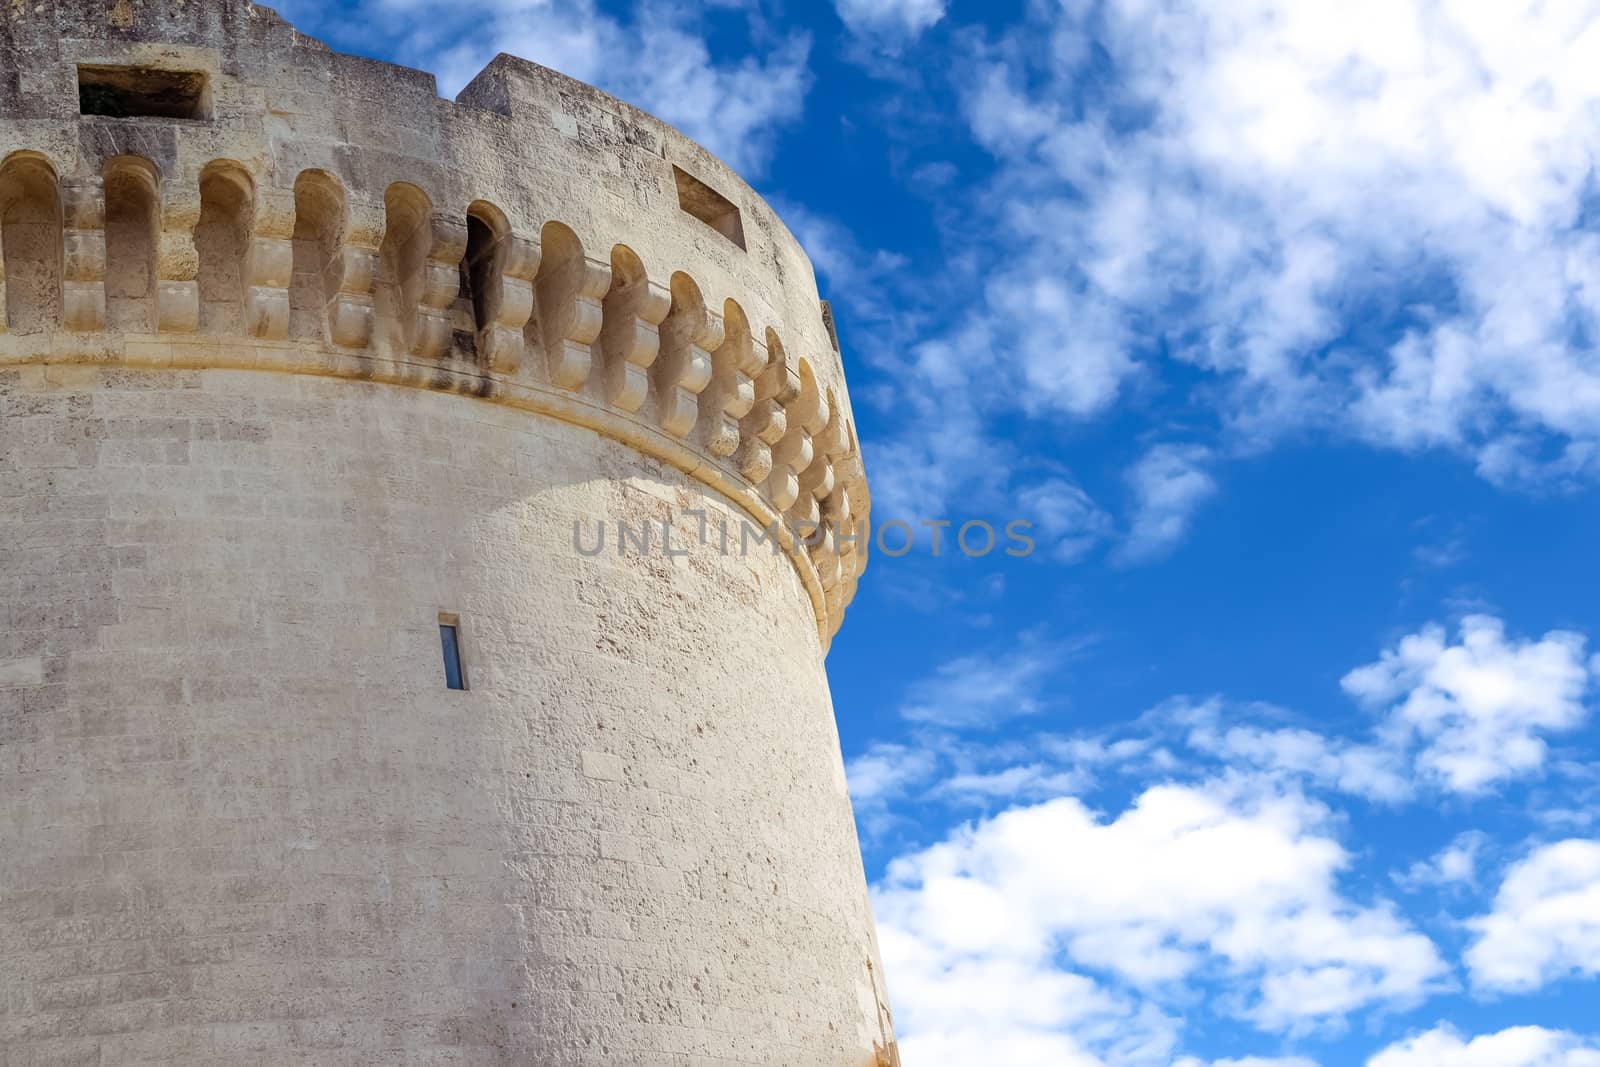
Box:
[0, 2, 897, 1064]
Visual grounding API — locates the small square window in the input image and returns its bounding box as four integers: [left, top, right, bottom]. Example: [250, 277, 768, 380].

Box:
[77, 65, 211, 121]
[439, 616, 468, 691]
[672, 165, 745, 250]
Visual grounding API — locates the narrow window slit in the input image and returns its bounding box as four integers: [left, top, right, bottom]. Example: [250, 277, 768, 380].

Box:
[439, 615, 468, 691]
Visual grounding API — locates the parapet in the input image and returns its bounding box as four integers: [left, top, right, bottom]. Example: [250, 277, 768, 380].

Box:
[0, 0, 869, 641]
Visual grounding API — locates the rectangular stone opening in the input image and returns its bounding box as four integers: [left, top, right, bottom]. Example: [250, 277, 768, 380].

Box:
[439, 614, 468, 691]
[673, 165, 745, 250]
[78, 65, 211, 121]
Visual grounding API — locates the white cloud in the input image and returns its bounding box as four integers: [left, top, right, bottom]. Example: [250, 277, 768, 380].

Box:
[898, 640, 1062, 727]
[779, 201, 911, 324]
[875, 779, 1445, 1061]
[1466, 839, 1600, 993]
[1342, 616, 1594, 794]
[1180, 701, 1411, 803]
[1117, 444, 1217, 563]
[834, 0, 948, 39]
[857, 0, 1600, 545]
[847, 741, 940, 804]
[1396, 832, 1489, 892]
[938, 763, 1091, 802]
[1018, 477, 1114, 562]
[1368, 1025, 1600, 1067]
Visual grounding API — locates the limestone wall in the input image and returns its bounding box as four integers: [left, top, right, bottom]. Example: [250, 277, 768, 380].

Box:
[0, 366, 894, 1065]
[0, 2, 895, 1064]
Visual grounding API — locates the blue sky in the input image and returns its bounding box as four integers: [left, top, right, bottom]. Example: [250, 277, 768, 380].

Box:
[278, 1, 1600, 1063]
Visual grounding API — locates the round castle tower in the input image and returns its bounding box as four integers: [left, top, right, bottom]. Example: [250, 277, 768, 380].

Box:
[0, 3, 896, 1064]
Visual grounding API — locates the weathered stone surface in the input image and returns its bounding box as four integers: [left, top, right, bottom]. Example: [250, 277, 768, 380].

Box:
[0, 3, 896, 1064]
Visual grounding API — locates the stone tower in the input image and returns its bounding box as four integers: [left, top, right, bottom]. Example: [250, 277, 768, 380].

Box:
[0, 3, 896, 1064]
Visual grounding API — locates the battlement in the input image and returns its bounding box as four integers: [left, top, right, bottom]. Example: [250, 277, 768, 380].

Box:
[0, 0, 868, 640]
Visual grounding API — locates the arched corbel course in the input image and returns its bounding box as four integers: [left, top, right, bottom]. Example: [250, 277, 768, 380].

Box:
[760, 340, 814, 512]
[411, 213, 466, 359]
[247, 183, 294, 339]
[597, 244, 669, 412]
[289, 169, 347, 344]
[0, 152, 65, 335]
[374, 182, 433, 356]
[0, 148, 870, 642]
[828, 434, 870, 618]
[698, 298, 766, 460]
[104, 156, 161, 333]
[330, 200, 383, 350]
[462, 201, 538, 373]
[798, 389, 851, 592]
[737, 327, 794, 485]
[654, 272, 720, 438]
[533, 221, 610, 390]
[156, 171, 200, 334]
[61, 175, 106, 332]
[799, 389, 847, 517]
[194, 161, 254, 335]
[769, 358, 825, 521]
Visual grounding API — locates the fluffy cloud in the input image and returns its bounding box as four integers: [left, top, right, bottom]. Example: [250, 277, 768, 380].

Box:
[1395, 832, 1489, 892]
[833, 0, 948, 39]
[855, 616, 1600, 1059]
[1018, 477, 1115, 562]
[898, 640, 1063, 727]
[1117, 444, 1217, 563]
[1467, 839, 1600, 993]
[1342, 616, 1594, 793]
[847, 741, 940, 804]
[982, 0, 1600, 457]
[1180, 701, 1411, 803]
[1179, 617, 1595, 799]
[1368, 1025, 1600, 1067]
[875, 779, 1445, 1063]
[859, 0, 1600, 548]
